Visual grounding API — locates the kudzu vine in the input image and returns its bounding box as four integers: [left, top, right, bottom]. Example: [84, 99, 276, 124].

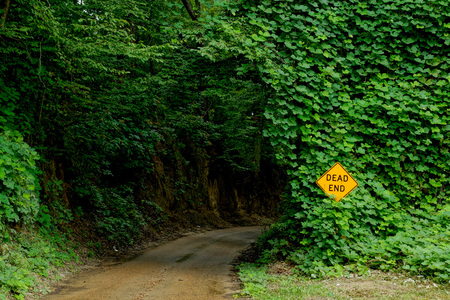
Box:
[207, 0, 450, 280]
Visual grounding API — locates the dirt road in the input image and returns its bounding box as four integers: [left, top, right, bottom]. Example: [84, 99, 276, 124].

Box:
[43, 226, 261, 300]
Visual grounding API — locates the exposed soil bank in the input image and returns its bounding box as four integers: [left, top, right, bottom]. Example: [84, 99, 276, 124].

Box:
[42, 226, 262, 300]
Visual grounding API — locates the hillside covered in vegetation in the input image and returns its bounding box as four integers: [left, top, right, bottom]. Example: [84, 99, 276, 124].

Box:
[1, 0, 449, 298]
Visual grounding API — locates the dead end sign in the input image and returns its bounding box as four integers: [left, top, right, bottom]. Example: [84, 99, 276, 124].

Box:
[316, 162, 358, 202]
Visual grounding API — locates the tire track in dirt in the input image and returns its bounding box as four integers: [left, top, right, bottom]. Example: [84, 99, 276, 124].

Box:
[43, 226, 261, 300]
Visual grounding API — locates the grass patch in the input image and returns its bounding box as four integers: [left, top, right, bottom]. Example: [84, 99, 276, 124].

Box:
[0, 226, 81, 299]
[235, 262, 450, 300]
[235, 263, 345, 300]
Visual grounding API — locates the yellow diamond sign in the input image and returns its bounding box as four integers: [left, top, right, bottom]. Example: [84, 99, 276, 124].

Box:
[316, 162, 358, 202]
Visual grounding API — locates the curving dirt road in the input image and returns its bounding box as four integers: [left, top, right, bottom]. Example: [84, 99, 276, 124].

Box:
[43, 226, 261, 300]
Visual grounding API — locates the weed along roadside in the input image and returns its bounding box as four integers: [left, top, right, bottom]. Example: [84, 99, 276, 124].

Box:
[235, 263, 450, 300]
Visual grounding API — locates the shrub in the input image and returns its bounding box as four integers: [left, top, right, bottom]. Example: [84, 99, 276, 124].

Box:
[0, 128, 40, 228]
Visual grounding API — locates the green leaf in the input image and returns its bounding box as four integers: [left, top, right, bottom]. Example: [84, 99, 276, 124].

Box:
[429, 179, 442, 188]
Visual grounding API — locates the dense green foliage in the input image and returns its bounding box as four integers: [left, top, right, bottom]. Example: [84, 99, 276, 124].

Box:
[210, 0, 450, 280]
[1, 0, 449, 297]
[0, 0, 269, 298]
[0, 0, 271, 296]
[0, 0, 267, 238]
[0, 129, 40, 228]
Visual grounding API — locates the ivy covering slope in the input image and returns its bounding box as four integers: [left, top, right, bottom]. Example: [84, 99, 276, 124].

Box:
[204, 0, 450, 280]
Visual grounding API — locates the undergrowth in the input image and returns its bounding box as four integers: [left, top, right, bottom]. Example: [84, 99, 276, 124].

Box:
[258, 202, 450, 281]
[0, 226, 80, 299]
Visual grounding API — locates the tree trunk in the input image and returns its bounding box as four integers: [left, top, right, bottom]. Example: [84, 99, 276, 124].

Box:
[0, 0, 11, 29]
[180, 0, 197, 21]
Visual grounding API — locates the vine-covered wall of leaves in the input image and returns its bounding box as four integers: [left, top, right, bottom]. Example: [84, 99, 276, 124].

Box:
[202, 0, 449, 280]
